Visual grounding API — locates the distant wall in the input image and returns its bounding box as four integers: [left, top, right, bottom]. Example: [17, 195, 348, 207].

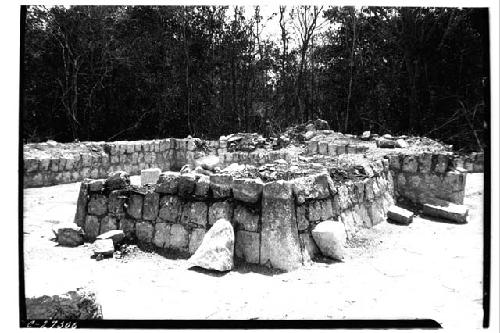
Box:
[74, 159, 394, 271]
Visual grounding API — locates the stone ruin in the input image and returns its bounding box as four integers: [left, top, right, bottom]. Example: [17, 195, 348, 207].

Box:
[24, 120, 485, 273]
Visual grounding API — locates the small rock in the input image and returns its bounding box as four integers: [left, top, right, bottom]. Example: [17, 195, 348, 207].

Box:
[54, 222, 84, 247]
[361, 131, 371, 140]
[93, 239, 115, 256]
[188, 218, 234, 271]
[96, 230, 125, 247]
[311, 220, 347, 260]
[396, 139, 409, 148]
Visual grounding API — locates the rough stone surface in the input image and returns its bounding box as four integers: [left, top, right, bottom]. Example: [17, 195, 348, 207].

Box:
[296, 205, 309, 231]
[54, 222, 84, 247]
[93, 238, 115, 256]
[387, 206, 414, 225]
[88, 179, 105, 192]
[99, 216, 117, 234]
[141, 168, 161, 186]
[299, 232, 319, 262]
[194, 174, 210, 198]
[136, 221, 154, 243]
[108, 190, 127, 215]
[169, 224, 189, 249]
[312, 220, 347, 260]
[158, 195, 182, 223]
[308, 199, 334, 222]
[25, 289, 102, 320]
[153, 222, 170, 248]
[260, 181, 303, 271]
[178, 173, 197, 197]
[232, 178, 264, 203]
[127, 194, 143, 220]
[233, 204, 259, 232]
[105, 171, 130, 191]
[156, 171, 180, 194]
[209, 201, 233, 226]
[188, 219, 234, 271]
[142, 191, 160, 220]
[180, 201, 208, 227]
[292, 173, 332, 204]
[423, 198, 468, 224]
[84, 215, 100, 241]
[87, 194, 108, 216]
[235, 230, 260, 264]
[189, 228, 206, 254]
[210, 174, 233, 199]
[119, 217, 135, 240]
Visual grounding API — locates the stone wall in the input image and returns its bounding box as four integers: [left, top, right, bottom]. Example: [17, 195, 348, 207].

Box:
[387, 152, 470, 205]
[23, 138, 299, 188]
[74, 160, 394, 271]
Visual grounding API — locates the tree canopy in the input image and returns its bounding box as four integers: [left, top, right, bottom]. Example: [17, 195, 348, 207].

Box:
[22, 5, 488, 152]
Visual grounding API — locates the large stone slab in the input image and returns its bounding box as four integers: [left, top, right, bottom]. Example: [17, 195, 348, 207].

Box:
[233, 204, 259, 232]
[209, 174, 233, 199]
[93, 238, 115, 256]
[292, 173, 333, 204]
[156, 171, 180, 194]
[96, 229, 125, 246]
[235, 230, 260, 264]
[260, 181, 303, 271]
[208, 201, 233, 226]
[387, 205, 414, 225]
[423, 198, 468, 224]
[311, 220, 347, 260]
[141, 167, 161, 186]
[232, 178, 264, 203]
[54, 222, 84, 247]
[188, 219, 234, 271]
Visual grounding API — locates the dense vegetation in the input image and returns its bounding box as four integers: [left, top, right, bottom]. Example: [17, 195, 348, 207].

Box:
[22, 6, 489, 151]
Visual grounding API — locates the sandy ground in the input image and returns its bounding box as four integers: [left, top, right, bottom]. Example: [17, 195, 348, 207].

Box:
[22, 174, 484, 328]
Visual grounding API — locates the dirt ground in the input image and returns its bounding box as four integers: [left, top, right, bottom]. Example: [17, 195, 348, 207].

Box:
[22, 174, 484, 328]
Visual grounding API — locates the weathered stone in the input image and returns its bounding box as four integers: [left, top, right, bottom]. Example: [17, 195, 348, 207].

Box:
[210, 174, 233, 198]
[25, 289, 102, 320]
[387, 205, 414, 225]
[434, 154, 449, 173]
[376, 138, 397, 148]
[312, 220, 347, 260]
[292, 173, 332, 204]
[308, 199, 334, 222]
[195, 155, 220, 171]
[388, 154, 401, 170]
[54, 222, 84, 247]
[299, 232, 319, 262]
[296, 205, 309, 231]
[140, 168, 161, 186]
[136, 221, 154, 243]
[84, 215, 100, 241]
[189, 228, 206, 254]
[178, 173, 197, 197]
[367, 200, 386, 226]
[395, 139, 408, 148]
[156, 171, 180, 194]
[233, 204, 259, 232]
[126, 194, 143, 219]
[337, 184, 351, 209]
[235, 230, 260, 264]
[153, 222, 170, 248]
[118, 217, 135, 240]
[74, 180, 91, 227]
[364, 178, 374, 202]
[423, 198, 468, 224]
[96, 229, 124, 246]
[99, 216, 117, 234]
[361, 130, 371, 140]
[105, 171, 130, 191]
[188, 219, 234, 271]
[88, 179, 105, 192]
[232, 178, 264, 203]
[194, 174, 210, 198]
[158, 195, 182, 223]
[307, 141, 318, 154]
[402, 155, 418, 173]
[340, 210, 356, 240]
[180, 201, 208, 227]
[93, 239, 115, 256]
[353, 204, 371, 228]
[260, 181, 303, 271]
[87, 194, 108, 216]
[209, 201, 233, 225]
[142, 191, 160, 220]
[170, 223, 189, 249]
[108, 190, 127, 215]
[318, 141, 329, 155]
[418, 153, 432, 173]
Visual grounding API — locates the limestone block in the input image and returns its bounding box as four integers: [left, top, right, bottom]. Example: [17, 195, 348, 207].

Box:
[74, 180, 91, 227]
[296, 204, 309, 231]
[96, 230, 125, 247]
[423, 198, 468, 224]
[402, 155, 418, 173]
[353, 204, 371, 228]
[178, 173, 197, 197]
[210, 174, 233, 199]
[307, 141, 318, 155]
[235, 230, 260, 264]
[156, 171, 180, 194]
[318, 141, 329, 155]
[108, 190, 127, 215]
[158, 195, 182, 223]
[312, 220, 347, 260]
[119, 217, 135, 241]
[387, 206, 414, 225]
[180, 201, 208, 227]
[308, 199, 334, 222]
[194, 174, 210, 198]
[388, 154, 401, 170]
[232, 178, 264, 203]
[189, 228, 206, 254]
[141, 168, 161, 186]
[328, 143, 338, 156]
[93, 239, 115, 256]
[418, 153, 432, 173]
[105, 171, 130, 191]
[434, 153, 449, 173]
[340, 210, 356, 240]
[88, 194, 108, 216]
[233, 204, 260, 232]
[367, 200, 385, 226]
[54, 222, 84, 247]
[136, 221, 154, 243]
[260, 181, 302, 271]
[292, 173, 332, 204]
[126, 194, 143, 220]
[84, 215, 101, 241]
[153, 222, 171, 248]
[337, 144, 346, 155]
[99, 216, 117, 234]
[363, 178, 375, 202]
[299, 232, 319, 262]
[169, 223, 189, 249]
[142, 191, 160, 220]
[88, 179, 105, 192]
[209, 201, 233, 225]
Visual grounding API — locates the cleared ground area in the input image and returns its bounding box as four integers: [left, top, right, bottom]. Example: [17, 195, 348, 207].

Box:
[23, 174, 484, 328]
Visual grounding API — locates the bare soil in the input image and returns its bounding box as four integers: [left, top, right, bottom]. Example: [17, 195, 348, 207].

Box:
[23, 174, 484, 327]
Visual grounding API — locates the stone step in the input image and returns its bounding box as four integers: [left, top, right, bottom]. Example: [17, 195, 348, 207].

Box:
[387, 205, 414, 225]
[422, 198, 469, 224]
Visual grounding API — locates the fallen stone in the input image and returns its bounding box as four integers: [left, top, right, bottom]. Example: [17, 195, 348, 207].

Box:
[105, 171, 130, 191]
[188, 218, 234, 271]
[53, 222, 84, 247]
[311, 220, 347, 260]
[387, 205, 414, 225]
[92, 238, 115, 256]
[376, 138, 397, 148]
[360, 130, 371, 140]
[423, 198, 469, 224]
[140, 168, 161, 186]
[96, 230, 125, 247]
[396, 139, 408, 148]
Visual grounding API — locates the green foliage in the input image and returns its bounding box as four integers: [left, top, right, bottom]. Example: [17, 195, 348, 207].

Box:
[23, 5, 488, 151]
